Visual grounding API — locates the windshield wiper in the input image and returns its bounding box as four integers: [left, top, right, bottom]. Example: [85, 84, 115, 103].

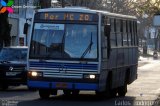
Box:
[80, 33, 93, 60]
[61, 31, 65, 54]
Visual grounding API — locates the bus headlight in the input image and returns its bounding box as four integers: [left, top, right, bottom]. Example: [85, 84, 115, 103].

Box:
[89, 75, 96, 79]
[31, 72, 38, 76]
[28, 71, 43, 77]
[83, 74, 97, 79]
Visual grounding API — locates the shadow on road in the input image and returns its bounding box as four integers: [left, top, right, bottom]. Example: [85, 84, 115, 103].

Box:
[0, 85, 38, 92]
[17, 94, 136, 106]
[0, 87, 37, 98]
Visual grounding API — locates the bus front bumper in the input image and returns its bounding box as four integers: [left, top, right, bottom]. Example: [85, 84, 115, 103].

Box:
[27, 80, 98, 90]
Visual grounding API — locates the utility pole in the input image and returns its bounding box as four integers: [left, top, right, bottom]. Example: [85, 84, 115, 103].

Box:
[62, 0, 65, 7]
[110, 0, 113, 12]
[25, 0, 28, 46]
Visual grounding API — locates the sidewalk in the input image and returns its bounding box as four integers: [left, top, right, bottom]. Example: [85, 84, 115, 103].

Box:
[138, 56, 156, 67]
[138, 48, 160, 67]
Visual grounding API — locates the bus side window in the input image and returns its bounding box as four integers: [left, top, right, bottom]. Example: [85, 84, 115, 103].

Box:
[120, 20, 123, 46]
[136, 21, 138, 46]
[123, 20, 128, 46]
[130, 21, 135, 46]
[102, 25, 108, 59]
[110, 18, 116, 47]
[134, 21, 138, 46]
[132, 21, 135, 46]
[116, 19, 122, 46]
[127, 20, 131, 46]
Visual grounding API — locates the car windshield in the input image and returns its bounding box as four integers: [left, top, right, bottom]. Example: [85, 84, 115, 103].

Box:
[0, 48, 27, 62]
[30, 23, 98, 60]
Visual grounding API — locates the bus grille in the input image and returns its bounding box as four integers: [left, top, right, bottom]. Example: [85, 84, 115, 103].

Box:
[29, 62, 98, 79]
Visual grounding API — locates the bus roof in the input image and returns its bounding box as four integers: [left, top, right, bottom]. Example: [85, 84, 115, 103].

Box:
[37, 7, 137, 20]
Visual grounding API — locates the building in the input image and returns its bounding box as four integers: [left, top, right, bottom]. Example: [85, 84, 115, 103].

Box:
[9, 0, 36, 46]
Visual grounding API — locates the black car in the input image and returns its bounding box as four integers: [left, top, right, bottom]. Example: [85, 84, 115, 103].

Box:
[0, 46, 28, 90]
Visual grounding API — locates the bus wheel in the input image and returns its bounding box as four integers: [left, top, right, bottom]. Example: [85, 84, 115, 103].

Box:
[39, 89, 50, 99]
[104, 84, 111, 98]
[72, 90, 80, 95]
[95, 90, 110, 99]
[51, 89, 57, 95]
[95, 91, 104, 98]
[1, 84, 8, 90]
[95, 86, 111, 99]
[28, 87, 37, 91]
[63, 90, 71, 95]
[110, 89, 117, 98]
[118, 84, 127, 97]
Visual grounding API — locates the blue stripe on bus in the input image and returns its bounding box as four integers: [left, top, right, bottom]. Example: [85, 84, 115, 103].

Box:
[28, 81, 50, 88]
[29, 62, 98, 70]
[27, 81, 98, 90]
[75, 83, 98, 90]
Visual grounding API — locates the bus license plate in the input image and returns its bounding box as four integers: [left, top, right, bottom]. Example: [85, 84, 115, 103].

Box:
[6, 72, 20, 76]
[56, 83, 68, 88]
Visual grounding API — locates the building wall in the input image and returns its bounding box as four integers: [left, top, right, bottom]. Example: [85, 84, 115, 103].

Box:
[8, 0, 35, 46]
[8, 17, 19, 46]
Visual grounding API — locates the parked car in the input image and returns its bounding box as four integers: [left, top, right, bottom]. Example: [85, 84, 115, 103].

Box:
[0, 46, 28, 90]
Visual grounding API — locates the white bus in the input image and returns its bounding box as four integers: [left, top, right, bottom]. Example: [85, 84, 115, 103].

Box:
[26, 7, 138, 99]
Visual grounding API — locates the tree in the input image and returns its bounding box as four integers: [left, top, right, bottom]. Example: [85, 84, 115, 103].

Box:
[130, 0, 160, 51]
[102, 0, 160, 40]
[0, 0, 11, 48]
[39, 0, 51, 8]
[56, 0, 103, 9]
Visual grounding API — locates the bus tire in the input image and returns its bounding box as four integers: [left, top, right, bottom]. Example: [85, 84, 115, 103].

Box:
[110, 89, 117, 98]
[51, 89, 57, 95]
[95, 90, 105, 99]
[28, 87, 37, 91]
[95, 86, 111, 99]
[96, 79, 111, 98]
[104, 83, 111, 98]
[72, 90, 80, 95]
[39, 89, 50, 99]
[63, 90, 71, 95]
[118, 84, 127, 97]
[1, 84, 8, 90]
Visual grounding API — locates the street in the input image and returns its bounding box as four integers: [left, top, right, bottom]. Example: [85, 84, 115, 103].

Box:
[0, 58, 160, 106]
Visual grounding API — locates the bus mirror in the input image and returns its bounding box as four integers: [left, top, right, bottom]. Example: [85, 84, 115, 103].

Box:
[23, 23, 29, 35]
[104, 25, 111, 37]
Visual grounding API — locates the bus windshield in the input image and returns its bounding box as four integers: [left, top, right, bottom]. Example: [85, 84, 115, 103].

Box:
[30, 23, 98, 60]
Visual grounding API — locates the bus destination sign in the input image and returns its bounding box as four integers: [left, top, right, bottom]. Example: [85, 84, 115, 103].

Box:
[35, 12, 98, 22]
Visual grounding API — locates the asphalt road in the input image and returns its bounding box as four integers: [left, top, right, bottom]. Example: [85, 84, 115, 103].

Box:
[1, 59, 160, 106]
